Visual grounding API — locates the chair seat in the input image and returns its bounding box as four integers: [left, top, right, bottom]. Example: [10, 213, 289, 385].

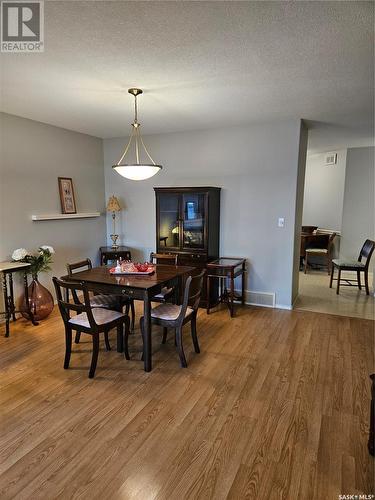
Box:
[306, 248, 328, 254]
[332, 259, 365, 268]
[153, 287, 174, 300]
[151, 303, 194, 321]
[69, 308, 125, 328]
[90, 294, 123, 308]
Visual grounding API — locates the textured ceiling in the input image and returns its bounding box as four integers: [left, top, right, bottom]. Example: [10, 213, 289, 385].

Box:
[1, 1, 373, 151]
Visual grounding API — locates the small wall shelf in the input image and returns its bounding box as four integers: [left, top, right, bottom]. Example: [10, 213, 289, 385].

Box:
[32, 212, 101, 221]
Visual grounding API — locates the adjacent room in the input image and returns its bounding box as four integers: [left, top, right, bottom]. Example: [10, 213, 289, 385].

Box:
[0, 2, 374, 499]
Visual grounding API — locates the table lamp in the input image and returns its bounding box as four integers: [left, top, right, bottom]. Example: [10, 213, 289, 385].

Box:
[106, 195, 122, 249]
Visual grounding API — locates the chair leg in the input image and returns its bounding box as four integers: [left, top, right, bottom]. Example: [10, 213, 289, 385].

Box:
[64, 325, 72, 369]
[89, 334, 100, 378]
[329, 265, 335, 288]
[327, 256, 331, 275]
[357, 270, 362, 290]
[74, 332, 81, 344]
[191, 314, 200, 354]
[130, 300, 135, 332]
[336, 269, 341, 295]
[123, 318, 130, 360]
[104, 329, 111, 351]
[162, 327, 168, 344]
[140, 317, 144, 361]
[304, 254, 308, 274]
[176, 326, 187, 368]
[364, 270, 370, 295]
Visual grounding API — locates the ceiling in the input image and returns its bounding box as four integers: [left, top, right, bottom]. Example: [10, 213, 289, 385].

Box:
[1, 1, 373, 152]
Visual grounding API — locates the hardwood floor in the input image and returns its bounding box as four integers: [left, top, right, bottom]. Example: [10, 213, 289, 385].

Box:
[0, 304, 374, 499]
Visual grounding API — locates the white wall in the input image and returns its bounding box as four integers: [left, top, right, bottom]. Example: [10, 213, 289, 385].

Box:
[341, 146, 375, 264]
[302, 149, 347, 231]
[0, 113, 106, 301]
[104, 120, 304, 308]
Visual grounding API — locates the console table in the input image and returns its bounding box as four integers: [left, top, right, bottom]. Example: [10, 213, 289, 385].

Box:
[99, 246, 132, 265]
[0, 262, 38, 337]
[206, 258, 246, 317]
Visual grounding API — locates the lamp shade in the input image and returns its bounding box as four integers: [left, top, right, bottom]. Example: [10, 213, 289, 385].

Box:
[106, 195, 121, 212]
[113, 164, 162, 181]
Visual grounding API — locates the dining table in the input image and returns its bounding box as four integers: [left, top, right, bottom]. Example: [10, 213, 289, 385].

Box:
[62, 264, 194, 372]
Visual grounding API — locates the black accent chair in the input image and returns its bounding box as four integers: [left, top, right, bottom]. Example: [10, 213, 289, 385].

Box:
[330, 239, 375, 295]
[137, 270, 205, 368]
[53, 277, 130, 378]
[149, 252, 179, 303]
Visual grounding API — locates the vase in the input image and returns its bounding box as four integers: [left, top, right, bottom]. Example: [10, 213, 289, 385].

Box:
[21, 276, 54, 321]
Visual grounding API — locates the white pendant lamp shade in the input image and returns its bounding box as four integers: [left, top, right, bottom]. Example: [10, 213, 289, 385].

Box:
[112, 88, 162, 181]
[113, 164, 162, 181]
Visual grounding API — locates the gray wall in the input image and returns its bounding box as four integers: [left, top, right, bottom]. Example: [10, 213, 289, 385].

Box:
[341, 146, 375, 265]
[302, 149, 347, 231]
[104, 119, 304, 308]
[0, 113, 106, 302]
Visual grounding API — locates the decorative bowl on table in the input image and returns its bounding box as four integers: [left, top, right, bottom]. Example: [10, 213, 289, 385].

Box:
[109, 262, 154, 275]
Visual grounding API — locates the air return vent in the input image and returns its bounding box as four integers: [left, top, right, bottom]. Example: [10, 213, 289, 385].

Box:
[325, 152, 337, 165]
[235, 290, 276, 308]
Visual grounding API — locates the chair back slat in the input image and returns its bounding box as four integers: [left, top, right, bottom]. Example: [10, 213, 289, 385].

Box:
[178, 270, 206, 321]
[66, 258, 93, 275]
[52, 277, 96, 329]
[359, 239, 375, 267]
[149, 252, 179, 265]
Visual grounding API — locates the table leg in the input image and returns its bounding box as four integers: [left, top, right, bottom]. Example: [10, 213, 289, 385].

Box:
[230, 269, 235, 318]
[24, 272, 38, 326]
[241, 262, 246, 306]
[206, 275, 210, 314]
[2, 273, 10, 337]
[9, 273, 16, 321]
[143, 291, 152, 372]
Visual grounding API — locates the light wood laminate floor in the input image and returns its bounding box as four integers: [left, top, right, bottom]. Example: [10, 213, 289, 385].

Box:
[0, 304, 374, 499]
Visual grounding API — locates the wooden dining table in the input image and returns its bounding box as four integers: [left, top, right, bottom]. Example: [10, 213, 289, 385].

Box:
[62, 264, 194, 372]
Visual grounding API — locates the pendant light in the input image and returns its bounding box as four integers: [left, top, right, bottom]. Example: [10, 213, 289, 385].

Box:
[112, 88, 162, 181]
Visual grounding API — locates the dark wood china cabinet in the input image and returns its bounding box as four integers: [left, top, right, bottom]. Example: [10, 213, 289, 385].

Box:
[154, 187, 221, 305]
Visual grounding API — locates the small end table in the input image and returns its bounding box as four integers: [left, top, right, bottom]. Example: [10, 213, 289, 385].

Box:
[206, 258, 246, 317]
[0, 262, 38, 337]
[100, 246, 132, 265]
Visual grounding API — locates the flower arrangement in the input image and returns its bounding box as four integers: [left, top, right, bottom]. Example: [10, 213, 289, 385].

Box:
[12, 245, 55, 278]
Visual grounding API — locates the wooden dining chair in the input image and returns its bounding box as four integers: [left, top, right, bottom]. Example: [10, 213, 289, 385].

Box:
[137, 270, 205, 368]
[304, 232, 336, 275]
[330, 239, 375, 295]
[149, 252, 179, 303]
[67, 258, 135, 333]
[53, 277, 130, 378]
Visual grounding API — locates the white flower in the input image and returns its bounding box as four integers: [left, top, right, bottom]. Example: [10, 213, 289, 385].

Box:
[40, 245, 55, 254]
[12, 248, 28, 261]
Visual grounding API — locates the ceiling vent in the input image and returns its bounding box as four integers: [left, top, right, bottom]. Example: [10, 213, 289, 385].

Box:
[325, 152, 337, 165]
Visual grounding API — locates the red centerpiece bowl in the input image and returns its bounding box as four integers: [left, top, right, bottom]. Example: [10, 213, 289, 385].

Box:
[135, 263, 149, 272]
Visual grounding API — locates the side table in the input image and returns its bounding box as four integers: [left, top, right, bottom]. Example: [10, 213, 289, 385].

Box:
[206, 258, 246, 317]
[100, 246, 132, 265]
[0, 262, 38, 337]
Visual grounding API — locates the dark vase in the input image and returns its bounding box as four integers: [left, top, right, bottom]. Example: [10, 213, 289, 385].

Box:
[21, 276, 54, 321]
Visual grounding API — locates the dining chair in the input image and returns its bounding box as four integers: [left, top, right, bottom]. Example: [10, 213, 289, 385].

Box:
[329, 239, 375, 295]
[137, 270, 205, 368]
[149, 252, 179, 303]
[67, 258, 135, 335]
[53, 277, 130, 378]
[304, 232, 336, 275]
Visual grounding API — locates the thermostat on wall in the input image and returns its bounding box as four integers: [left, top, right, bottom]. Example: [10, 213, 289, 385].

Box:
[325, 152, 337, 165]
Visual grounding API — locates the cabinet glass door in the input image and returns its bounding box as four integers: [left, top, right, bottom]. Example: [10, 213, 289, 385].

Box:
[158, 193, 180, 249]
[182, 193, 206, 250]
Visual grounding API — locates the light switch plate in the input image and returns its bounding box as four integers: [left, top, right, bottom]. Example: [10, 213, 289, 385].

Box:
[278, 217, 285, 228]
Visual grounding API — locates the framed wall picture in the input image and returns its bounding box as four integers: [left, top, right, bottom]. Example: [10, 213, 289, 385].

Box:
[58, 177, 76, 214]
